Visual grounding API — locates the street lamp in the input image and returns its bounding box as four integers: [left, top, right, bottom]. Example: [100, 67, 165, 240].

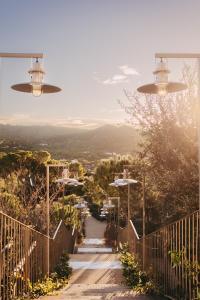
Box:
[0, 52, 61, 96]
[137, 53, 200, 213]
[137, 57, 187, 95]
[11, 58, 61, 96]
[46, 164, 83, 276]
[109, 178, 137, 243]
[107, 196, 120, 246]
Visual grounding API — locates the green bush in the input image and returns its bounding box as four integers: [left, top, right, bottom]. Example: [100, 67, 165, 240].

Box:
[89, 203, 105, 221]
[169, 248, 200, 298]
[54, 252, 72, 279]
[29, 277, 64, 297]
[29, 251, 72, 298]
[120, 244, 159, 295]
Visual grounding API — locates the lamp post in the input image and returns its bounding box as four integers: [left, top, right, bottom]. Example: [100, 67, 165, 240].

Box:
[137, 53, 200, 214]
[107, 197, 120, 232]
[103, 197, 115, 224]
[0, 52, 61, 96]
[46, 164, 83, 276]
[46, 164, 67, 276]
[107, 196, 120, 247]
[109, 178, 137, 243]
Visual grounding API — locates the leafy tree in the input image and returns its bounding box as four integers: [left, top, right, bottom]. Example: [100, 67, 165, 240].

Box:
[119, 65, 198, 226]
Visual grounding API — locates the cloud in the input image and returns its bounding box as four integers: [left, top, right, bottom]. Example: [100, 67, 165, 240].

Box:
[119, 65, 139, 76]
[95, 64, 139, 85]
[0, 115, 125, 129]
[102, 74, 128, 85]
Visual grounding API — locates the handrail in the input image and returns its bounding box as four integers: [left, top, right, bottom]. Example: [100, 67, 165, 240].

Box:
[128, 210, 199, 241]
[0, 210, 48, 237]
[121, 210, 199, 300]
[145, 209, 199, 238]
[0, 210, 76, 300]
[129, 220, 140, 240]
[52, 220, 63, 240]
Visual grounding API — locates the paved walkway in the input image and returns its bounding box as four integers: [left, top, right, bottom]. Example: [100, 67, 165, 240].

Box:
[41, 216, 165, 299]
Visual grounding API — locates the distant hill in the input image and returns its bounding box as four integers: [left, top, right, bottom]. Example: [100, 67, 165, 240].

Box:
[0, 124, 141, 160]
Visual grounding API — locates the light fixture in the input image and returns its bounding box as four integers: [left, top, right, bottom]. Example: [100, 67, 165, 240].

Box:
[11, 58, 61, 96]
[137, 59, 187, 95]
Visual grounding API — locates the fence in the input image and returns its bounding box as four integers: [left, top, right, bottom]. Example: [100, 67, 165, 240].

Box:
[0, 211, 76, 300]
[119, 210, 199, 300]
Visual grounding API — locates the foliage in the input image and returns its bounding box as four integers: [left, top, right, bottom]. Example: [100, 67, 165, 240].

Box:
[61, 194, 78, 205]
[69, 160, 85, 178]
[0, 191, 25, 219]
[117, 66, 198, 230]
[169, 248, 200, 295]
[53, 252, 72, 279]
[120, 244, 160, 295]
[93, 156, 160, 234]
[29, 251, 72, 298]
[0, 150, 84, 234]
[84, 178, 107, 205]
[89, 202, 105, 221]
[29, 277, 64, 297]
[51, 202, 80, 229]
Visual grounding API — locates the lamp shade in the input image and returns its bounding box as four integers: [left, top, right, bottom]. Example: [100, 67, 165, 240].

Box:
[137, 82, 187, 94]
[11, 83, 61, 94]
[137, 59, 187, 95]
[11, 59, 61, 95]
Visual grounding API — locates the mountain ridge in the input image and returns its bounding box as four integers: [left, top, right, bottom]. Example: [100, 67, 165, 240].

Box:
[0, 124, 140, 160]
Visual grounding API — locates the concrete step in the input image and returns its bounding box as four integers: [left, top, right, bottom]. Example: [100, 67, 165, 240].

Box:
[60, 284, 136, 300]
[69, 260, 122, 269]
[77, 247, 113, 253]
[82, 238, 105, 245]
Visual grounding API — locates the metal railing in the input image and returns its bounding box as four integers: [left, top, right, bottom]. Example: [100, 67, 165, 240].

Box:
[50, 220, 77, 269]
[119, 210, 199, 300]
[0, 211, 76, 300]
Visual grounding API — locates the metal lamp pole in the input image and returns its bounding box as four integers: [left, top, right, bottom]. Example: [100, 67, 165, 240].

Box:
[108, 197, 120, 246]
[46, 163, 67, 276]
[142, 174, 146, 270]
[127, 183, 131, 242]
[109, 179, 137, 245]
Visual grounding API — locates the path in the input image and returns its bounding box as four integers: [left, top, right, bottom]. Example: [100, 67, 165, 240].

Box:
[41, 216, 166, 299]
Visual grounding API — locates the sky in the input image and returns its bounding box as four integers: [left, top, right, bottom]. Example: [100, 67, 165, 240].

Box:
[0, 0, 200, 127]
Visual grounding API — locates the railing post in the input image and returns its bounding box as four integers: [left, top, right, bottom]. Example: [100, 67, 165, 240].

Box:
[46, 165, 50, 276]
[142, 174, 146, 270]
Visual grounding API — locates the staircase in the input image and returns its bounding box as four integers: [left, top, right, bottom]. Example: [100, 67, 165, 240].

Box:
[77, 238, 112, 253]
[64, 216, 135, 299]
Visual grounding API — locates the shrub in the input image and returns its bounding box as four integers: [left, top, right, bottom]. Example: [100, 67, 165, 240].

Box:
[120, 244, 159, 295]
[29, 251, 72, 298]
[54, 252, 72, 279]
[169, 248, 200, 297]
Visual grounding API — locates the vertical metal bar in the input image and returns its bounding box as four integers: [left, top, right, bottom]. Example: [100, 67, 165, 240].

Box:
[197, 211, 199, 298]
[46, 165, 50, 276]
[198, 58, 200, 215]
[10, 217, 13, 299]
[185, 218, 188, 297]
[0, 214, 2, 300]
[127, 183, 130, 243]
[178, 221, 181, 294]
[197, 58, 200, 299]
[188, 216, 191, 299]
[142, 175, 146, 270]
[181, 219, 184, 294]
